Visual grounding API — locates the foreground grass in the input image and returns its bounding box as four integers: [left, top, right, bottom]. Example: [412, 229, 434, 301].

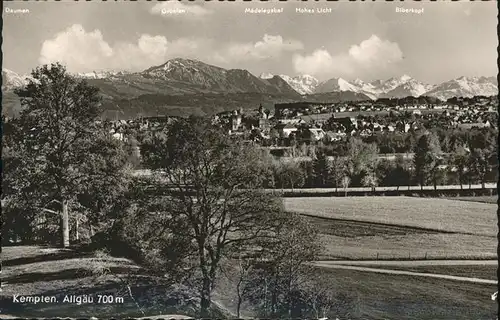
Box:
[316, 233, 497, 260]
[285, 196, 497, 236]
[2, 245, 496, 320]
[312, 267, 498, 320]
[0, 246, 230, 318]
[445, 195, 498, 204]
[294, 197, 497, 260]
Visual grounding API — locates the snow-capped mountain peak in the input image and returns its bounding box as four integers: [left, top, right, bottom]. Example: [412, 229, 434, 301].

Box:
[316, 77, 358, 93]
[353, 78, 365, 86]
[2, 68, 31, 90]
[276, 74, 319, 95]
[259, 72, 274, 80]
[382, 78, 435, 98]
[400, 74, 412, 82]
[76, 70, 130, 79]
[424, 76, 498, 100]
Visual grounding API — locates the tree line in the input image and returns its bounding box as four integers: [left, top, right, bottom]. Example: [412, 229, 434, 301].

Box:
[265, 132, 497, 191]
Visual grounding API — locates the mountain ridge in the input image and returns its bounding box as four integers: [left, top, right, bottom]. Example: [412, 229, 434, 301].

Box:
[265, 72, 497, 100]
[2, 59, 498, 119]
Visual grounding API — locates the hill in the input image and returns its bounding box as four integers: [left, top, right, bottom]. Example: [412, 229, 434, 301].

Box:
[0, 246, 234, 319]
[107, 58, 301, 96]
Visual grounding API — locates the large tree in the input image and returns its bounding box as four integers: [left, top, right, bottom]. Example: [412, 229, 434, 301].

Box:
[245, 213, 322, 318]
[8, 63, 129, 247]
[329, 155, 346, 193]
[140, 116, 286, 317]
[449, 145, 469, 190]
[273, 160, 305, 190]
[468, 148, 491, 189]
[344, 137, 378, 186]
[413, 132, 442, 190]
[312, 150, 331, 187]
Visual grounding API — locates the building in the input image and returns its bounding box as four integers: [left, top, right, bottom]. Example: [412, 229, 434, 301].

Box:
[230, 109, 243, 131]
[258, 104, 271, 132]
[307, 128, 326, 141]
[274, 122, 298, 138]
[274, 102, 332, 119]
[329, 116, 358, 131]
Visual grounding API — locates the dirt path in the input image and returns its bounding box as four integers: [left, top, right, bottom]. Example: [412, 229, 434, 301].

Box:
[314, 259, 498, 267]
[313, 262, 498, 285]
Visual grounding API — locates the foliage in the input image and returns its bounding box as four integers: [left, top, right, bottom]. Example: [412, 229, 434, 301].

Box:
[3, 63, 130, 246]
[344, 137, 379, 186]
[312, 150, 331, 187]
[245, 214, 322, 318]
[273, 161, 305, 189]
[449, 145, 469, 189]
[413, 132, 442, 189]
[469, 148, 492, 188]
[138, 116, 288, 317]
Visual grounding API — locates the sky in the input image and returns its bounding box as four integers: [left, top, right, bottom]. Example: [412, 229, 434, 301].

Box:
[2, 1, 498, 84]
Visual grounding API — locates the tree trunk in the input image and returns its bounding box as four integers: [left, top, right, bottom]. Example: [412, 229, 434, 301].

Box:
[200, 276, 212, 318]
[270, 274, 278, 317]
[75, 218, 79, 241]
[287, 273, 293, 318]
[90, 222, 95, 238]
[271, 289, 277, 317]
[263, 279, 268, 316]
[61, 200, 70, 248]
[236, 279, 242, 318]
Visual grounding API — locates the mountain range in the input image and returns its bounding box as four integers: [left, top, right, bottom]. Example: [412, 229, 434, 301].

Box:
[261, 73, 497, 101]
[2, 58, 498, 118]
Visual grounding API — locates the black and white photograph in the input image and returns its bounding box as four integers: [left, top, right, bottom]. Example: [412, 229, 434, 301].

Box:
[1, 1, 498, 319]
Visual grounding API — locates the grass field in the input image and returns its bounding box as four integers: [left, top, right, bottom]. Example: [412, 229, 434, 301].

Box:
[2, 196, 497, 319]
[445, 195, 498, 204]
[285, 196, 497, 236]
[315, 233, 496, 260]
[3, 246, 496, 320]
[288, 197, 497, 260]
[0, 246, 230, 319]
[311, 267, 498, 320]
[304, 215, 496, 260]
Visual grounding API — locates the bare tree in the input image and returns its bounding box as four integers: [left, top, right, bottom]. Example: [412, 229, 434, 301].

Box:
[140, 116, 286, 317]
[247, 213, 323, 318]
[341, 176, 351, 197]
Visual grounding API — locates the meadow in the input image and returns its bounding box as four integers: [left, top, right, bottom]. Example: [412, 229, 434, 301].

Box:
[2, 197, 496, 319]
[0, 246, 229, 319]
[3, 245, 495, 320]
[287, 196, 497, 260]
[445, 195, 498, 204]
[285, 196, 497, 236]
[311, 267, 497, 320]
